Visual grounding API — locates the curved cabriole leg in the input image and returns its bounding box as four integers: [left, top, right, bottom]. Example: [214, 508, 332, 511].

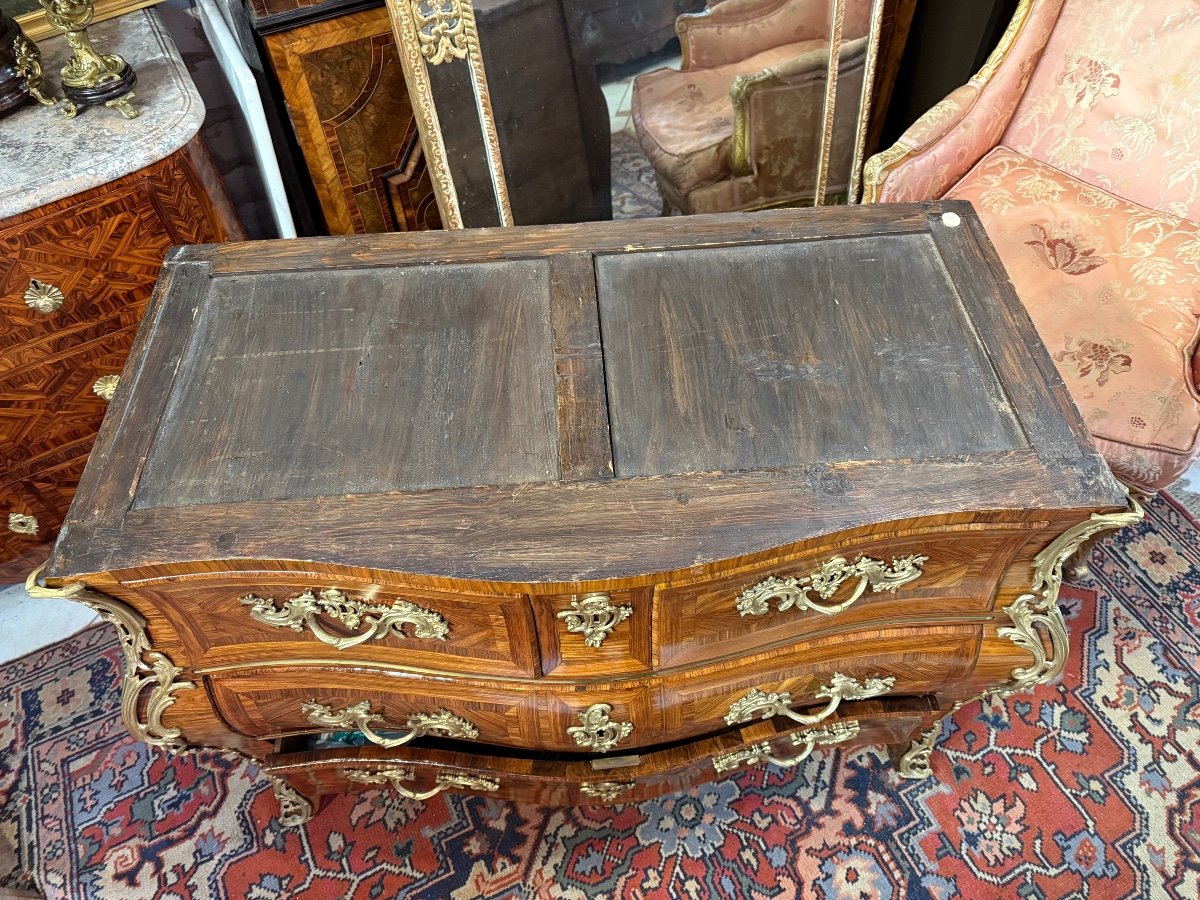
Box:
[896, 723, 941, 779]
[26, 564, 194, 754]
[263, 771, 316, 827]
[28, 565, 320, 826]
[892, 498, 1144, 779]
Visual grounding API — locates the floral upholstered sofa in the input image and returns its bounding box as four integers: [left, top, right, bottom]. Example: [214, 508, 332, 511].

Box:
[864, 0, 1200, 493]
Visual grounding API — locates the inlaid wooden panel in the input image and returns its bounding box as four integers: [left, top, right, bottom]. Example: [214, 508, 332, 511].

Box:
[0, 453, 89, 582]
[0, 186, 170, 356]
[119, 571, 540, 677]
[210, 667, 543, 747]
[1, 136, 242, 577]
[533, 587, 653, 677]
[655, 526, 1034, 669]
[658, 626, 979, 739]
[1, 325, 136, 473]
[266, 696, 940, 806]
[262, 6, 441, 234]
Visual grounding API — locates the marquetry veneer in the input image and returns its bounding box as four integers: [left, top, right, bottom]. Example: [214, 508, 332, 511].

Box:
[37, 202, 1138, 825]
[1, 137, 242, 581]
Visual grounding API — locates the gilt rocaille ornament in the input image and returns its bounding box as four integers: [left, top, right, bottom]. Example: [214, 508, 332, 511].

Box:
[38, 0, 137, 118]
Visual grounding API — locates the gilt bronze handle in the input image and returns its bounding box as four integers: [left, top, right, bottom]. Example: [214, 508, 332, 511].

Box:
[735, 553, 927, 617]
[301, 700, 477, 748]
[712, 720, 860, 774]
[241, 587, 449, 650]
[725, 672, 895, 726]
[345, 766, 498, 800]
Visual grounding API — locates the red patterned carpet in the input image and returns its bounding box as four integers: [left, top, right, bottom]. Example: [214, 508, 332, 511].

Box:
[2, 494, 1199, 899]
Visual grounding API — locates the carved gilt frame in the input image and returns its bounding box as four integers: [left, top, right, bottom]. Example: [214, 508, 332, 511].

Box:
[382, 0, 512, 229]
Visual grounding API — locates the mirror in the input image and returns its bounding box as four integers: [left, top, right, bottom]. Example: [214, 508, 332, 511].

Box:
[384, 0, 895, 229]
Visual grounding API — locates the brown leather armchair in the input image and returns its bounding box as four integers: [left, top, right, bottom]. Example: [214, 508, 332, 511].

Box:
[631, 0, 871, 214]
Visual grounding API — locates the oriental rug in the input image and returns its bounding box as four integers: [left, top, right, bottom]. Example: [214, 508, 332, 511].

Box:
[2, 494, 1198, 899]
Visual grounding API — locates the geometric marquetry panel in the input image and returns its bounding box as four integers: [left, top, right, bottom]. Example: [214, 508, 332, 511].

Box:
[0, 135, 243, 574]
[263, 7, 440, 235]
[0, 454, 90, 581]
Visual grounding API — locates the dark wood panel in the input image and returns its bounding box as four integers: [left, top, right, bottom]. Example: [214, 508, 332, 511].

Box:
[133, 261, 560, 507]
[596, 234, 1026, 477]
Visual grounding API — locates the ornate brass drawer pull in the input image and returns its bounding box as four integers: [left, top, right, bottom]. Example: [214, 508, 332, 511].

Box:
[241, 587, 449, 650]
[580, 781, 635, 802]
[567, 703, 634, 753]
[23, 279, 66, 314]
[712, 720, 860, 774]
[345, 766, 499, 800]
[724, 672, 895, 727]
[301, 700, 478, 748]
[7, 513, 39, 535]
[735, 553, 928, 617]
[92, 375, 120, 402]
[556, 593, 633, 648]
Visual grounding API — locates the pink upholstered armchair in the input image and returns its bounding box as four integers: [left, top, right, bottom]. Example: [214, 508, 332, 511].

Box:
[864, 0, 1200, 494]
[631, 0, 872, 215]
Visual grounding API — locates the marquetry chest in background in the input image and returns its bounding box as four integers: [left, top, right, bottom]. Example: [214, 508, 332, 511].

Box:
[36, 201, 1138, 824]
[0, 11, 243, 582]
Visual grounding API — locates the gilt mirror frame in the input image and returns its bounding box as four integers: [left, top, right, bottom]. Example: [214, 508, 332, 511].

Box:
[384, 0, 892, 230]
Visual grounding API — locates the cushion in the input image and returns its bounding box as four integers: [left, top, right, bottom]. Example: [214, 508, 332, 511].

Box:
[631, 39, 826, 194]
[948, 147, 1200, 491]
[1004, 0, 1200, 220]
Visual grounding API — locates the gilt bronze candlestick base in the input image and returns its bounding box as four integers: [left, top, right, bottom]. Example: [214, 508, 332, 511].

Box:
[39, 0, 137, 118]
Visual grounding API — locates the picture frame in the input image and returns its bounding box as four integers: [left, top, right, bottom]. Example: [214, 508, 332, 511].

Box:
[9, 0, 163, 42]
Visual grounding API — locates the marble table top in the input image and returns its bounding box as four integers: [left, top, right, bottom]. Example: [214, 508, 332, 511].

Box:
[0, 9, 204, 220]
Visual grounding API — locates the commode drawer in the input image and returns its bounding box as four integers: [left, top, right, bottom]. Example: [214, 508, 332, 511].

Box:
[265, 696, 940, 807]
[122, 573, 541, 677]
[208, 667, 654, 754]
[654, 528, 1033, 669]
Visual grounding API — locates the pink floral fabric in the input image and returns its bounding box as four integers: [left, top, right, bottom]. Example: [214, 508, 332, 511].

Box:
[1004, 0, 1200, 219]
[948, 148, 1200, 490]
[872, 0, 1065, 202]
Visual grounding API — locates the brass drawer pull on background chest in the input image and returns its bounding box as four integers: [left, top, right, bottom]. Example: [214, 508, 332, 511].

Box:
[22, 279, 66, 314]
[736, 554, 928, 617]
[345, 766, 499, 800]
[712, 720, 861, 774]
[92, 375, 120, 402]
[580, 781, 635, 802]
[556, 593, 633, 648]
[567, 703, 634, 753]
[301, 700, 478, 748]
[240, 587, 450, 650]
[725, 672, 895, 726]
[7, 513, 39, 535]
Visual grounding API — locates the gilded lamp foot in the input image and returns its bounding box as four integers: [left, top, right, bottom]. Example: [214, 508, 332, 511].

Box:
[38, 0, 139, 118]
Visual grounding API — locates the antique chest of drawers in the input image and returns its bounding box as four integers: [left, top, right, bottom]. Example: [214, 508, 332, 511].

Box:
[1, 11, 243, 581]
[35, 201, 1138, 825]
